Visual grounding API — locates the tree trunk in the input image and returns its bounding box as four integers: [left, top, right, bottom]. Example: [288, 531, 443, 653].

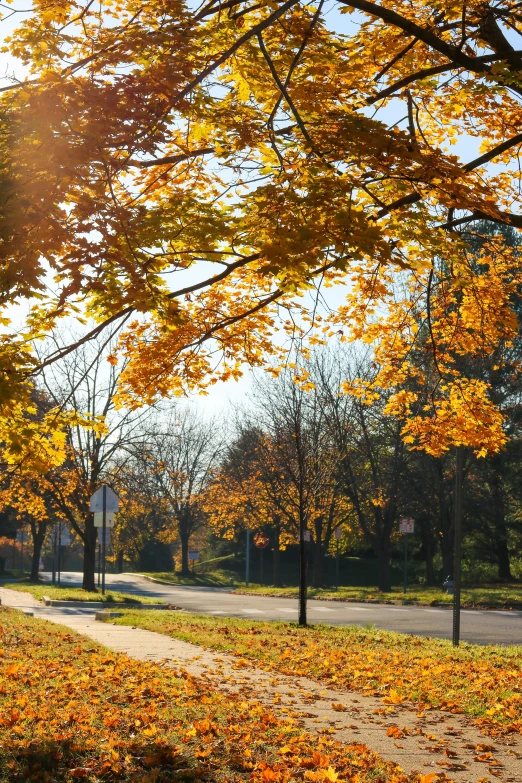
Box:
[29, 521, 46, 582]
[489, 465, 512, 581]
[180, 529, 190, 576]
[420, 520, 435, 586]
[272, 518, 281, 586]
[116, 549, 124, 574]
[376, 539, 391, 592]
[83, 516, 97, 591]
[312, 537, 323, 588]
[497, 539, 512, 581]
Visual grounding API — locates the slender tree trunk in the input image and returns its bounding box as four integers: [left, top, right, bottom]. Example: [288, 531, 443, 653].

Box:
[272, 518, 281, 586]
[376, 538, 391, 592]
[83, 515, 97, 591]
[312, 538, 323, 588]
[116, 549, 124, 574]
[180, 528, 190, 576]
[29, 521, 46, 582]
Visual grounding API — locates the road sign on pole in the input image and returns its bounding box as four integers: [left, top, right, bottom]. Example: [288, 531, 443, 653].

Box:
[97, 526, 111, 546]
[399, 518, 414, 534]
[90, 486, 119, 513]
[90, 486, 119, 596]
[94, 512, 115, 528]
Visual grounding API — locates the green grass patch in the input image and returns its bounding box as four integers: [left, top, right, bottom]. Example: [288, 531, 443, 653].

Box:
[234, 583, 522, 609]
[2, 580, 163, 604]
[112, 609, 522, 733]
[136, 568, 238, 586]
[0, 607, 412, 782]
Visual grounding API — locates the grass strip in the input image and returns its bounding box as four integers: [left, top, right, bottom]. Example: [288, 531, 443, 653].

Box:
[233, 584, 522, 610]
[137, 569, 238, 586]
[2, 581, 163, 604]
[0, 607, 423, 783]
[112, 611, 522, 735]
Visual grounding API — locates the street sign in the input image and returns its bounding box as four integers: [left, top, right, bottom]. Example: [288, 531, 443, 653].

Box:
[303, 530, 311, 542]
[254, 533, 269, 549]
[98, 526, 111, 546]
[334, 527, 342, 540]
[90, 485, 119, 513]
[188, 550, 199, 561]
[94, 511, 115, 528]
[399, 517, 414, 534]
[15, 530, 29, 543]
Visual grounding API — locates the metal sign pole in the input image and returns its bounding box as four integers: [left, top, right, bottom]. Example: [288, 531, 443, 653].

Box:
[52, 528, 57, 586]
[336, 537, 339, 592]
[97, 540, 101, 588]
[403, 533, 408, 593]
[102, 485, 107, 595]
[245, 528, 250, 587]
[57, 520, 62, 586]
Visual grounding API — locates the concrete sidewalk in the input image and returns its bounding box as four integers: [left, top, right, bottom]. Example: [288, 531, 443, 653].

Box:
[1, 586, 521, 782]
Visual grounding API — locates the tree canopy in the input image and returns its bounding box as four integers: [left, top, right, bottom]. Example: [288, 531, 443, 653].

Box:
[1, 0, 522, 457]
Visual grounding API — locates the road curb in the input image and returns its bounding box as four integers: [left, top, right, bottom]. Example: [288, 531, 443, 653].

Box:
[41, 597, 168, 609]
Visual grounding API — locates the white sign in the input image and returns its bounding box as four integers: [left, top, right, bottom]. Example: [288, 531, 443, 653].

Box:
[188, 551, 199, 561]
[399, 518, 414, 534]
[90, 485, 119, 513]
[334, 527, 342, 540]
[94, 511, 115, 528]
[15, 530, 29, 543]
[98, 526, 111, 546]
[303, 530, 311, 542]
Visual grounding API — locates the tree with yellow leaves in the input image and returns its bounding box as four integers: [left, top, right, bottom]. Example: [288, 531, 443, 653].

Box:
[0, 0, 521, 463]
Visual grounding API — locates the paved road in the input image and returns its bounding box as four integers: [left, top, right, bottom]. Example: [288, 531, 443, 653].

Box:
[32, 571, 522, 646]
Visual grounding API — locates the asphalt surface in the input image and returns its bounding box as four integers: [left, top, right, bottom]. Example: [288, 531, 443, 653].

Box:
[28, 571, 522, 647]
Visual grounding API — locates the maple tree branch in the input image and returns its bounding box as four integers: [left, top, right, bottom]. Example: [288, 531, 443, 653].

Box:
[31, 254, 261, 374]
[463, 131, 522, 171]
[368, 53, 517, 105]
[267, 0, 325, 129]
[337, 0, 492, 73]
[125, 147, 214, 168]
[257, 32, 314, 146]
[373, 36, 418, 82]
[172, 0, 300, 106]
[375, 129, 522, 221]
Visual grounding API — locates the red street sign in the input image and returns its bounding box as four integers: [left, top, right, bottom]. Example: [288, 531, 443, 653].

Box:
[254, 532, 269, 549]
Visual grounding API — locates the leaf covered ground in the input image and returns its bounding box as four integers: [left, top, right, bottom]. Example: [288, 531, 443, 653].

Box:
[232, 585, 522, 610]
[2, 582, 163, 604]
[112, 612, 522, 737]
[0, 607, 439, 783]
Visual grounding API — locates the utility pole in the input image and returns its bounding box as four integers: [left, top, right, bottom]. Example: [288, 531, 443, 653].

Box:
[453, 446, 464, 647]
[102, 484, 107, 595]
[245, 528, 250, 587]
[298, 523, 308, 626]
